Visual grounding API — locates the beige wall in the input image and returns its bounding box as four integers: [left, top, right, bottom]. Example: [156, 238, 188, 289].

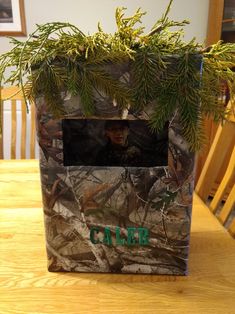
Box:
[0, 0, 209, 54]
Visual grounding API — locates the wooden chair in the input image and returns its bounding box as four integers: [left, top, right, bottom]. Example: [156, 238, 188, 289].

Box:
[195, 104, 235, 237]
[0, 86, 36, 159]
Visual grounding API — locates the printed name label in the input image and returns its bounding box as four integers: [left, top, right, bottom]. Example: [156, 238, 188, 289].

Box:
[90, 226, 149, 246]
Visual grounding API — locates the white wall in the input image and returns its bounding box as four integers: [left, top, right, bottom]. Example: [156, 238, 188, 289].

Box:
[1, 0, 209, 159]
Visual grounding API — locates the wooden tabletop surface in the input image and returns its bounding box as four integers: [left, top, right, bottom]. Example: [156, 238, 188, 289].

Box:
[0, 159, 235, 314]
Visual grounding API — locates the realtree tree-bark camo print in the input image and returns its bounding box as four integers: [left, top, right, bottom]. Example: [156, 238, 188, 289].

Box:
[36, 63, 196, 275]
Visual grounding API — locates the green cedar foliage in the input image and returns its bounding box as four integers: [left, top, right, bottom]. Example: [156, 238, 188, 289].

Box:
[0, 0, 234, 150]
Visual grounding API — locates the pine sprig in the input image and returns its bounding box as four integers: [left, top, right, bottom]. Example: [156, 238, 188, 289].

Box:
[35, 61, 65, 116]
[180, 98, 205, 151]
[149, 91, 178, 132]
[86, 66, 131, 109]
[115, 7, 145, 46]
[131, 48, 167, 109]
[149, 0, 189, 37]
[77, 68, 95, 116]
[175, 54, 205, 150]
[66, 62, 80, 96]
[149, 53, 205, 151]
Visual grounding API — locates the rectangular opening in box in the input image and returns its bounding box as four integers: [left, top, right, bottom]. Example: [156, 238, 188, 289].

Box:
[62, 119, 168, 167]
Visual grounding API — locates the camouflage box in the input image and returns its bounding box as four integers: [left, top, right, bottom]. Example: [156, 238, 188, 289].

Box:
[36, 62, 196, 275]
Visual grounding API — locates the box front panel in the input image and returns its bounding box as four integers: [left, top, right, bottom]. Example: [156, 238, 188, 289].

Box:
[35, 60, 198, 274]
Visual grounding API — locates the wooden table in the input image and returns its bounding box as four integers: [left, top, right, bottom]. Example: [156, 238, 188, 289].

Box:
[0, 160, 235, 314]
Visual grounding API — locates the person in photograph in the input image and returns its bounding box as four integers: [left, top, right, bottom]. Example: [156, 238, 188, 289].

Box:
[96, 120, 143, 167]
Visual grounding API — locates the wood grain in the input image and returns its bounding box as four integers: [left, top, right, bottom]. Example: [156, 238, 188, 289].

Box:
[196, 117, 235, 236]
[11, 100, 17, 159]
[30, 102, 36, 159]
[21, 100, 27, 159]
[195, 0, 225, 183]
[0, 100, 3, 159]
[210, 147, 235, 213]
[229, 219, 235, 237]
[0, 86, 23, 100]
[1, 86, 37, 159]
[0, 160, 42, 208]
[219, 184, 235, 224]
[206, 0, 224, 46]
[196, 121, 235, 200]
[0, 160, 235, 314]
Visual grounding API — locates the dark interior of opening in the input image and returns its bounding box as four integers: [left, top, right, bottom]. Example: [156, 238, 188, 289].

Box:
[62, 119, 168, 167]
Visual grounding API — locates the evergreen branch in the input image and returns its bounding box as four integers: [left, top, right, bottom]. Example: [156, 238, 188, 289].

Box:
[67, 62, 81, 96]
[179, 98, 205, 151]
[149, 91, 178, 132]
[149, 0, 189, 37]
[77, 68, 95, 116]
[86, 66, 131, 108]
[131, 48, 167, 109]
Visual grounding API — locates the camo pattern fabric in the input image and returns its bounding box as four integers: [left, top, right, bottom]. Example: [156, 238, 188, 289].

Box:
[35, 63, 195, 275]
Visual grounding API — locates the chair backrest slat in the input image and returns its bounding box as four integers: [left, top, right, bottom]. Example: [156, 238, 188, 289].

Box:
[11, 99, 17, 159]
[0, 100, 3, 159]
[21, 100, 27, 159]
[0, 86, 36, 159]
[196, 102, 235, 238]
[196, 121, 234, 200]
[210, 147, 235, 213]
[30, 102, 36, 159]
[229, 220, 235, 237]
[218, 184, 235, 225]
[1, 86, 24, 99]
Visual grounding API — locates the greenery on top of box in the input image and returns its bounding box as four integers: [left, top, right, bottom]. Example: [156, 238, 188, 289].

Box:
[0, 0, 234, 150]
